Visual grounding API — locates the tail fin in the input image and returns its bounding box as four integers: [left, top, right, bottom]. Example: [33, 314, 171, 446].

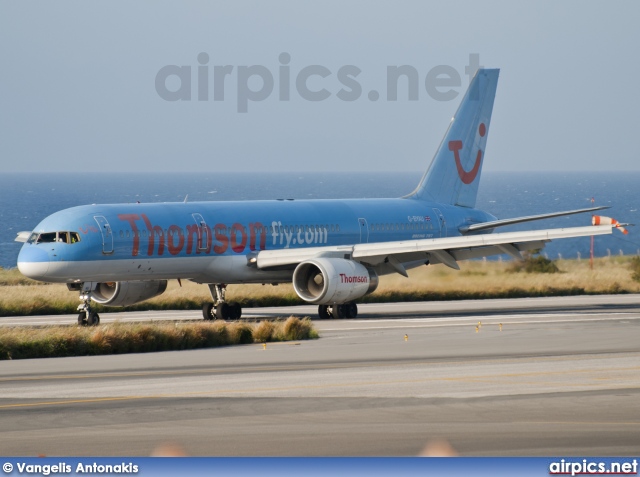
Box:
[408, 68, 499, 208]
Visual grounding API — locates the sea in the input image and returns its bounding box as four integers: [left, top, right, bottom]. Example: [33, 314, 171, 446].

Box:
[1, 171, 639, 269]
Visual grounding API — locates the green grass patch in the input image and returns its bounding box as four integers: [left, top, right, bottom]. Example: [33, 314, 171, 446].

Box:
[508, 255, 561, 274]
[0, 317, 318, 360]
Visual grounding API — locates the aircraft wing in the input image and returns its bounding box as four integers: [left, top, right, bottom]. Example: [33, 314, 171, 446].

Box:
[253, 224, 613, 275]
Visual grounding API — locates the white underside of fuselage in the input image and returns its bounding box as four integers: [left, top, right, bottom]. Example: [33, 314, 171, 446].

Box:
[20, 255, 293, 285]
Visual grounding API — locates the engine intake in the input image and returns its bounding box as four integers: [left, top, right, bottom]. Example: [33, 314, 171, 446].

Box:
[91, 280, 168, 307]
[293, 258, 378, 305]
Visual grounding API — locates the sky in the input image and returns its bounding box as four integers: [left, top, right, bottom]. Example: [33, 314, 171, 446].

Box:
[1, 1, 639, 173]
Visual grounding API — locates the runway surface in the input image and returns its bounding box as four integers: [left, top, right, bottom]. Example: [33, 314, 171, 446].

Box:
[1, 295, 639, 456]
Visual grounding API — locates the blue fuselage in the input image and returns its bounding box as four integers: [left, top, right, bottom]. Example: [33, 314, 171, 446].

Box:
[17, 197, 495, 284]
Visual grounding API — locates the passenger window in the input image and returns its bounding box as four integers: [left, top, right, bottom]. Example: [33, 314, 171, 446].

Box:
[336, 224, 340, 232]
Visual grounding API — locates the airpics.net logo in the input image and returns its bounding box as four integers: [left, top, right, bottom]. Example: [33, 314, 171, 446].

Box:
[155, 53, 483, 112]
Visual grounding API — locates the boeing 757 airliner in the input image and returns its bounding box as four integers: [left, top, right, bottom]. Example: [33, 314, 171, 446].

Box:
[16, 69, 614, 325]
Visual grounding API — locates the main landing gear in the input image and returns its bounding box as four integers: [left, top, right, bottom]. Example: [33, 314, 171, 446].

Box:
[202, 284, 242, 321]
[318, 303, 358, 319]
[77, 285, 100, 326]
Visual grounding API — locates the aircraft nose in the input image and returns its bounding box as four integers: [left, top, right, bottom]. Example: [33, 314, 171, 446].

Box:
[17, 245, 50, 280]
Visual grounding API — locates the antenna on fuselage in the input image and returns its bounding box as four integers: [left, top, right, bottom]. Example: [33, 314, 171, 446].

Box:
[183, 194, 188, 203]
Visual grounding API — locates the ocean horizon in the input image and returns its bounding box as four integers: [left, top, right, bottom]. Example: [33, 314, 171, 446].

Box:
[1, 171, 638, 269]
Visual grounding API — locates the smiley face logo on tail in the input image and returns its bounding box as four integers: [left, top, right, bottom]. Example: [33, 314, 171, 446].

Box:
[448, 123, 486, 184]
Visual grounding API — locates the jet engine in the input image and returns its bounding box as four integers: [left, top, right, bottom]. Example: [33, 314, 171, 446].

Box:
[292, 258, 378, 305]
[90, 280, 168, 307]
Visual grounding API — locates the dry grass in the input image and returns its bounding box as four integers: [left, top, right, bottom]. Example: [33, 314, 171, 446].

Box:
[0, 317, 318, 360]
[1, 257, 639, 317]
[369, 256, 639, 300]
[0, 267, 44, 286]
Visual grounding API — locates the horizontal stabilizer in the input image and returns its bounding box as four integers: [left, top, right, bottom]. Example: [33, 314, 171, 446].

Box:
[459, 206, 610, 234]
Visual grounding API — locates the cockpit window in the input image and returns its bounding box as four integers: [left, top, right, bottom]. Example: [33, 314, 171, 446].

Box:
[35, 232, 81, 244]
[37, 232, 58, 243]
[27, 233, 38, 244]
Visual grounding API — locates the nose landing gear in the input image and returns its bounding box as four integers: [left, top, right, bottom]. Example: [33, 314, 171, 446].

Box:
[77, 283, 100, 326]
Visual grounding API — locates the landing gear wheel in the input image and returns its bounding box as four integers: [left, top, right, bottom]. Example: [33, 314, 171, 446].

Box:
[318, 305, 331, 319]
[216, 302, 231, 321]
[78, 311, 88, 326]
[202, 302, 215, 320]
[88, 312, 100, 326]
[332, 305, 346, 319]
[77, 283, 100, 326]
[229, 302, 242, 320]
[346, 303, 358, 319]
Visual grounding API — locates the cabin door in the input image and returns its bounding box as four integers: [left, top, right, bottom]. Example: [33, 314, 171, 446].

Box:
[94, 216, 114, 254]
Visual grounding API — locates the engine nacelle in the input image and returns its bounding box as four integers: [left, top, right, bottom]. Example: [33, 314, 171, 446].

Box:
[293, 258, 378, 305]
[91, 280, 168, 307]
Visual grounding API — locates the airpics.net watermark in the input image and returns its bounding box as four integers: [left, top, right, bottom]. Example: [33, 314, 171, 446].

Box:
[155, 53, 483, 113]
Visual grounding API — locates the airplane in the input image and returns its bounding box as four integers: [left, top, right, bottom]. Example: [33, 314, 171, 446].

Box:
[16, 68, 615, 326]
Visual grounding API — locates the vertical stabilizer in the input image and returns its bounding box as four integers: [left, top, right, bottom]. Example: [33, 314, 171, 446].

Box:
[408, 68, 499, 208]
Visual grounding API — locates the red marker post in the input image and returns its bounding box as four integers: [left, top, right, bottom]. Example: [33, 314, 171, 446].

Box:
[590, 197, 595, 270]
